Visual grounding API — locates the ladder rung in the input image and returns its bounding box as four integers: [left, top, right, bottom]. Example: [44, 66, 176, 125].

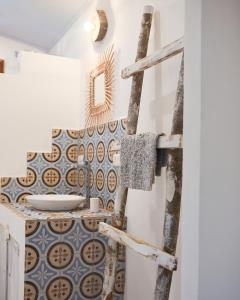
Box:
[99, 222, 177, 271]
[122, 37, 184, 79]
[112, 134, 183, 152]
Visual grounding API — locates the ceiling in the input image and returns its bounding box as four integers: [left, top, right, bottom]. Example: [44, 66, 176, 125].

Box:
[0, 0, 89, 51]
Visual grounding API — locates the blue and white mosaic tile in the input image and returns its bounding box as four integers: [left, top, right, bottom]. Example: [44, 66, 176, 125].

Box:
[24, 217, 124, 299]
[1, 119, 126, 299]
[78, 119, 126, 211]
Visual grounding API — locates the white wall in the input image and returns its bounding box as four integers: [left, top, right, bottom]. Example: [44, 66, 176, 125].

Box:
[183, 0, 240, 299]
[51, 1, 184, 299]
[0, 35, 43, 73]
[19, 51, 82, 77]
[181, 0, 201, 299]
[0, 51, 82, 177]
[199, 0, 240, 299]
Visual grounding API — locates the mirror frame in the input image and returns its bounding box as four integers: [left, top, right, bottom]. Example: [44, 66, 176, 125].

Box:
[86, 46, 114, 127]
[92, 63, 106, 106]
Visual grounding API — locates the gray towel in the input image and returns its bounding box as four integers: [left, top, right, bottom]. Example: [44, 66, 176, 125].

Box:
[120, 133, 161, 191]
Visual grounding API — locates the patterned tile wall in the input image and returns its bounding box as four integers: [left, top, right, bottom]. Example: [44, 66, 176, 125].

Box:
[24, 216, 125, 300]
[0, 119, 127, 300]
[78, 119, 127, 211]
[0, 119, 127, 207]
[0, 129, 79, 203]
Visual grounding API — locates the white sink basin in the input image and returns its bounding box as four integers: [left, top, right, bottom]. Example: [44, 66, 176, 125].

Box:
[26, 194, 86, 211]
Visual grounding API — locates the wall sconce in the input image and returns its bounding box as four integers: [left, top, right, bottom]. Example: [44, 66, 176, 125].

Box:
[84, 10, 108, 42]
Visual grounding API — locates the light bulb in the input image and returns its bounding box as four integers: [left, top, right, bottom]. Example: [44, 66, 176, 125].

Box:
[84, 21, 95, 32]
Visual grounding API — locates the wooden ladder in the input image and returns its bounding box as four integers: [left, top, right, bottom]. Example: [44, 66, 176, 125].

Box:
[99, 5, 184, 300]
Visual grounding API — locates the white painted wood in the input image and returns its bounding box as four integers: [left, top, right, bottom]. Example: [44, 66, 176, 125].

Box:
[144, 5, 154, 14]
[102, 238, 118, 299]
[158, 134, 183, 148]
[122, 37, 184, 79]
[0, 204, 26, 299]
[113, 153, 121, 166]
[112, 140, 121, 151]
[106, 6, 155, 250]
[7, 237, 20, 300]
[99, 222, 177, 271]
[154, 55, 184, 300]
[112, 134, 183, 152]
[0, 224, 9, 300]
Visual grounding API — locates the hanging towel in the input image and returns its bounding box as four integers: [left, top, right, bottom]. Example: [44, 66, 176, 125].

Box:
[120, 133, 162, 191]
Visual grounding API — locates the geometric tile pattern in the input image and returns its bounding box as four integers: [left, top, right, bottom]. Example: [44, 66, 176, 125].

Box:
[0, 119, 126, 299]
[0, 129, 79, 203]
[78, 119, 127, 211]
[77, 119, 127, 299]
[0, 120, 126, 208]
[24, 217, 125, 299]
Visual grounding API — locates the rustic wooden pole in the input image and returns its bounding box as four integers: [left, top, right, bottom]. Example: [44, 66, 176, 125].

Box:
[102, 5, 154, 300]
[154, 55, 184, 300]
[115, 4, 154, 226]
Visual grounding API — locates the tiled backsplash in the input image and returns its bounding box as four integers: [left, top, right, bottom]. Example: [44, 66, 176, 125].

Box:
[0, 129, 79, 203]
[0, 118, 127, 300]
[78, 119, 126, 210]
[0, 119, 127, 210]
[24, 216, 125, 300]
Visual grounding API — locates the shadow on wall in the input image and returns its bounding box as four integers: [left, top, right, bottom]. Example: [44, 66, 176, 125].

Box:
[150, 91, 176, 133]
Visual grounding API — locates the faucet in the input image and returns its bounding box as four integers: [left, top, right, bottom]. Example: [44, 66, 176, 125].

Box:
[78, 155, 91, 208]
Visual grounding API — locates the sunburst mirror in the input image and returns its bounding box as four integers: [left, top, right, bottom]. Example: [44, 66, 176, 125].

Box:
[86, 46, 114, 127]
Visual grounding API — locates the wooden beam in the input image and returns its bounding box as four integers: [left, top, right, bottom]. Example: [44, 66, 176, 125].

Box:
[102, 5, 154, 300]
[112, 134, 183, 166]
[158, 134, 183, 149]
[99, 222, 177, 271]
[154, 55, 184, 300]
[112, 134, 183, 152]
[122, 37, 184, 79]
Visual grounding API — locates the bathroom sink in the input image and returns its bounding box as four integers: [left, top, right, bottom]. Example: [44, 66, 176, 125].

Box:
[26, 194, 86, 211]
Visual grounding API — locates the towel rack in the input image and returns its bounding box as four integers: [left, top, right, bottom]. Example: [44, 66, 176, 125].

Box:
[112, 134, 183, 151]
[112, 134, 183, 166]
[99, 5, 184, 300]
